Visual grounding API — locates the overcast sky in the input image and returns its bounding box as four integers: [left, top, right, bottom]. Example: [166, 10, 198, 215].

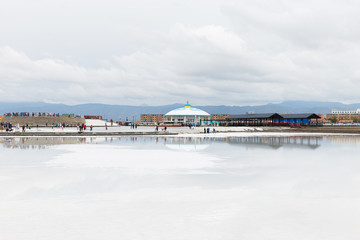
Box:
[1, 0, 360, 106]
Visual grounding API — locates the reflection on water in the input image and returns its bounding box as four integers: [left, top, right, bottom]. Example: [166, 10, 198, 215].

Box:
[2, 134, 360, 239]
[325, 135, 360, 145]
[223, 136, 321, 149]
[1, 135, 360, 151]
[0, 137, 148, 150]
[0, 137, 87, 150]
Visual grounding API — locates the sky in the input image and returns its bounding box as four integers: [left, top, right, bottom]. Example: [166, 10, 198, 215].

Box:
[1, 0, 360, 106]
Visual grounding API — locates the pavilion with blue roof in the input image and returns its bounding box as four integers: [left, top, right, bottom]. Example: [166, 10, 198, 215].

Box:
[164, 101, 211, 126]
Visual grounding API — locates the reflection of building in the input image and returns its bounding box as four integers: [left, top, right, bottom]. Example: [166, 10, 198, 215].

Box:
[164, 136, 322, 150]
[0, 135, 329, 151]
[0, 137, 118, 149]
[0, 137, 88, 150]
[164, 102, 211, 126]
[326, 135, 360, 145]
[224, 136, 321, 149]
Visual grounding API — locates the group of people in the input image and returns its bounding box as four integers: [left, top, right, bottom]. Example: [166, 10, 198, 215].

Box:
[0, 122, 13, 131]
[3, 112, 62, 117]
[78, 124, 93, 132]
[0, 123, 31, 132]
[51, 123, 68, 129]
[155, 126, 167, 132]
[0, 123, 96, 132]
[204, 128, 216, 133]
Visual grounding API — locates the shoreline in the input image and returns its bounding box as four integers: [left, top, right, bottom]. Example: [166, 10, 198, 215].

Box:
[0, 131, 178, 137]
[1, 126, 360, 136]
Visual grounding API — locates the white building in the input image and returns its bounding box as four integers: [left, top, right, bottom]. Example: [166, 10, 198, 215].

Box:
[331, 109, 360, 114]
[164, 102, 211, 126]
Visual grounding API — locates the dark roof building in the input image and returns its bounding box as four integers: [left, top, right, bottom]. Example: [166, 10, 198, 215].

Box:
[224, 113, 321, 126]
[280, 113, 321, 119]
[227, 113, 283, 120]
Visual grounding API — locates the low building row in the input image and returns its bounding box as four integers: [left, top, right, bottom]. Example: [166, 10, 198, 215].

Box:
[225, 113, 321, 126]
[141, 102, 322, 126]
[141, 113, 229, 125]
[326, 109, 360, 123]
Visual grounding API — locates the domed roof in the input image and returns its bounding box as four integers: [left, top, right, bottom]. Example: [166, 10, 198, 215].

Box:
[165, 102, 211, 117]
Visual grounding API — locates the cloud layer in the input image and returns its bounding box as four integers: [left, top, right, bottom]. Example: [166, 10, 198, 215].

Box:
[0, 0, 360, 105]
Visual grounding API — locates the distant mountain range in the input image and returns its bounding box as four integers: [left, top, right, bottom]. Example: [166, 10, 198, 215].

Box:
[0, 101, 359, 120]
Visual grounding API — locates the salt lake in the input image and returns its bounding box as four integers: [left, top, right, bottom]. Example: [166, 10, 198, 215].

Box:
[0, 134, 360, 240]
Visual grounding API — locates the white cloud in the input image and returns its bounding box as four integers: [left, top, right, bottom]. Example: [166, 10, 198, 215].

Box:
[1, 0, 360, 105]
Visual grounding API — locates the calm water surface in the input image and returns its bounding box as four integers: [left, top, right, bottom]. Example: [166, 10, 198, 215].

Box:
[0, 135, 360, 240]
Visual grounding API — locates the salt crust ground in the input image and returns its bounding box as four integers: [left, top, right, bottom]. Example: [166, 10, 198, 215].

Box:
[0, 127, 355, 139]
[3, 125, 356, 137]
[175, 131, 358, 137]
[4, 125, 264, 133]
